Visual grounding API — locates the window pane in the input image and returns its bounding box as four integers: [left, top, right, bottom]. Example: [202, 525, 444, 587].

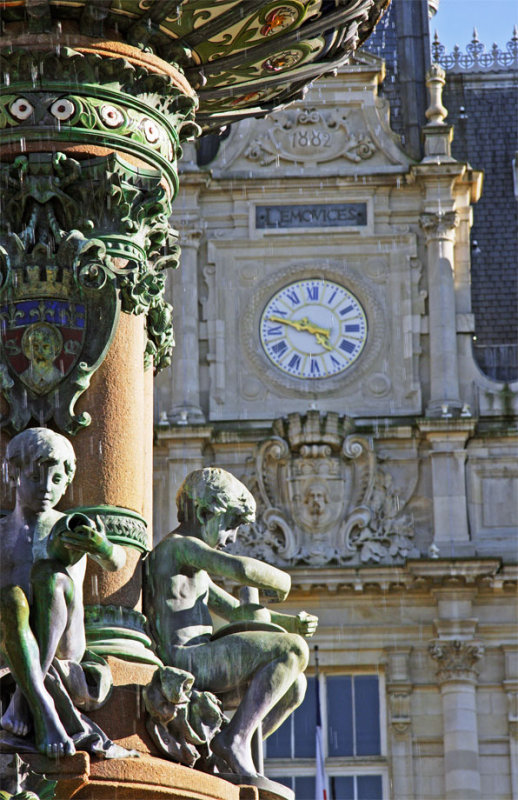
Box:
[266, 715, 292, 758]
[327, 675, 353, 756]
[354, 676, 380, 756]
[330, 775, 354, 800]
[357, 774, 383, 800]
[295, 776, 316, 799]
[294, 676, 316, 757]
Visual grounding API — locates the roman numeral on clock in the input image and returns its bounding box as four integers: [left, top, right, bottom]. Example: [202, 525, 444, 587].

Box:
[285, 289, 300, 305]
[339, 339, 355, 354]
[288, 354, 301, 370]
[271, 340, 288, 356]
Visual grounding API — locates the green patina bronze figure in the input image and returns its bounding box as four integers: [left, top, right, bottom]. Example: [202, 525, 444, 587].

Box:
[0, 428, 127, 759]
[146, 467, 318, 777]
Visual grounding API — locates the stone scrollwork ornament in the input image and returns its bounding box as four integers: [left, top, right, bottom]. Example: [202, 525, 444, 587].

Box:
[244, 106, 377, 167]
[231, 411, 420, 566]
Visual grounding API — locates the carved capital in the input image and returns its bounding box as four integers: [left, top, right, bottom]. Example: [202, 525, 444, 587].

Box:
[420, 211, 459, 242]
[429, 639, 484, 683]
[179, 226, 204, 249]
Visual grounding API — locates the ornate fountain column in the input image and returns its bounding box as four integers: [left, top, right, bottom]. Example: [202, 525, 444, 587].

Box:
[0, 37, 199, 669]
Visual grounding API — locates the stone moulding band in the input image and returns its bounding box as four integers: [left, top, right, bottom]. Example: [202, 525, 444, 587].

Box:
[66, 504, 150, 552]
[84, 603, 163, 667]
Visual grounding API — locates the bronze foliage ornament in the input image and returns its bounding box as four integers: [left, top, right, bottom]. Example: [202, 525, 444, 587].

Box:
[0, 151, 180, 434]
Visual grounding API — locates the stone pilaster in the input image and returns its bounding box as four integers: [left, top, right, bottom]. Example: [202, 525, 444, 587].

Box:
[418, 420, 475, 553]
[155, 169, 208, 425]
[429, 639, 484, 800]
[386, 648, 415, 800]
[430, 593, 483, 800]
[420, 210, 462, 416]
[153, 424, 213, 543]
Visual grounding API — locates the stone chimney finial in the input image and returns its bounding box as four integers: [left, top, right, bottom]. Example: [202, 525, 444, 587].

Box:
[425, 63, 448, 125]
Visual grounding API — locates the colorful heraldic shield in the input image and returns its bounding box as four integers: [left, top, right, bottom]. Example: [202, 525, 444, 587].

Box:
[0, 256, 119, 435]
[1, 299, 85, 395]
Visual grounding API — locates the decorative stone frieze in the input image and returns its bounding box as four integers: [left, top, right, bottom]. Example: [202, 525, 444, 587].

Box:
[429, 639, 484, 683]
[230, 411, 420, 567]
[281, 558, 508, 595]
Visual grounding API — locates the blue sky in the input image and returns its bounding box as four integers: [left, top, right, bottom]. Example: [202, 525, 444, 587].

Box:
[432, 0, 517, 53]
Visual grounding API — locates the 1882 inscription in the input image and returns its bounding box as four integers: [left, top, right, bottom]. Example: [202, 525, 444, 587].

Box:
[256, 203, 367, 229]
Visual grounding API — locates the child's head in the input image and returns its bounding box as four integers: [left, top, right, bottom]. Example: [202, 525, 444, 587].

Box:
[176, 468, 256, 542]
[6, 428, 76, 502]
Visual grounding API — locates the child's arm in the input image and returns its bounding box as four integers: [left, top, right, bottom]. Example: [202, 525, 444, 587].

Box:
[179, 536, 290, 600]
[49, 515, 125, 571]
[269, 609, 319, 638]
[208, 578, 273, 622]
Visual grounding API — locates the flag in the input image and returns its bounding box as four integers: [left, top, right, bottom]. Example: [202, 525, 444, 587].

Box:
[315, 646, 327, 800]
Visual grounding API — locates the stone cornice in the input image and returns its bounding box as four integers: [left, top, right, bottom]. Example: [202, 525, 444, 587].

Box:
[286, 558, 513, 595]
[418, 419, 477, 449]
[154, 423, 213, 446]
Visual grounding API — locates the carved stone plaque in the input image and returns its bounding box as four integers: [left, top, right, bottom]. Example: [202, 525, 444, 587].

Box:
[256, 203, 367, 229]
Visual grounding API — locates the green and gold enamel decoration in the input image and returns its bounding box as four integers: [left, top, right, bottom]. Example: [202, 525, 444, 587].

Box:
[0, 0, 390, 132]
[260, 278, 368, 379]
[0, 151, 178, 432]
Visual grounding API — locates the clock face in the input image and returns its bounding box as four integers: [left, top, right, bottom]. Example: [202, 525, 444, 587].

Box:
[260, 278, 368, 379]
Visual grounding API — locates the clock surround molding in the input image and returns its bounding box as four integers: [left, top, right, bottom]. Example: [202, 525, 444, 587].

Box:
[241, 261, 386, 398]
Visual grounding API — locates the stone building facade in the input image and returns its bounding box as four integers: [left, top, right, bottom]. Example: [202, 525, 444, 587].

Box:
[153, 2, 518, 798]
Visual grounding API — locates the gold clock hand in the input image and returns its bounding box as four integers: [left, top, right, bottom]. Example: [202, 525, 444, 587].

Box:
[315, 332, 333, 351]
[268, 315, 333, 349]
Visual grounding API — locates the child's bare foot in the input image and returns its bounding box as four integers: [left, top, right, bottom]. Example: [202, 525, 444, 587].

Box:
[34, 699, 76, 759]
[1, 686, 31, 737]
[212, 728, 257, 776]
